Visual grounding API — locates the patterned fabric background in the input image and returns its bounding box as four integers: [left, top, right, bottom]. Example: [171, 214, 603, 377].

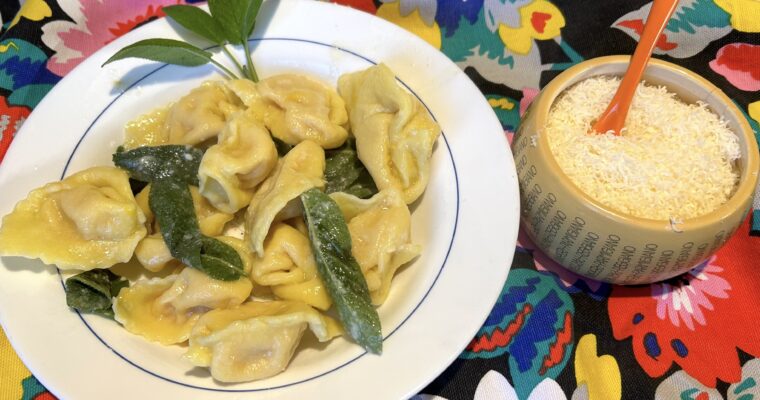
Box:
[0, 0, 758, 399]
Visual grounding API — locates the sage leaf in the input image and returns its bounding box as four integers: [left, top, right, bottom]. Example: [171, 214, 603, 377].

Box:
[150, 180, 245, 281]
[164, 5, 227, 44]
[325, 140, 378, 198]
[150, 179, 203, 268]
[65, 270, 129, 319]
[208, 0, 246, 45]
[239, 0, 263, 39]
[102, 38, 212, 67]
[208, 0, 262, 43]
[199, 237, 246, 281]
[113, 145, 203, 185]
[301, 188, 382, 354]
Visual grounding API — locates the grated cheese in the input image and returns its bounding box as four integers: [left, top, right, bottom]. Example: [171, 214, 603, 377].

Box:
[545, 76, 741, 221]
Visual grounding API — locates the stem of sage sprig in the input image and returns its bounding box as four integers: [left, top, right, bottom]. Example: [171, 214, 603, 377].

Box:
[208, 58, 238, 80]
[222, 45, 250, 79]
[103, 1, 262, 83]
[243, 44, 259, 82]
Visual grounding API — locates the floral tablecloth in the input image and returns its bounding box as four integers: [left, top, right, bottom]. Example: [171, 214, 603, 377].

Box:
[1, 0, 759, 399]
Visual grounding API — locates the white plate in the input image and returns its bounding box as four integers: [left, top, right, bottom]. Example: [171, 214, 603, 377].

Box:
[0, 1, 519, 399]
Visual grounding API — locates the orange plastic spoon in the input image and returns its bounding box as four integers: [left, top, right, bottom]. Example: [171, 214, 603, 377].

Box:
[591, 0, 680, 135]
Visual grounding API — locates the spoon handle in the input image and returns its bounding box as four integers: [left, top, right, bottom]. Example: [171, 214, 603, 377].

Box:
[592, 0, 680, 135]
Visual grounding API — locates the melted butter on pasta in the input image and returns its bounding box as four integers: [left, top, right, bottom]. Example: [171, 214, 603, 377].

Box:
[245, 140, 325, 257]
[165, 81, 243, 145]
[0, 166, 146, 270]
[124, 81, 243, 148]
[199, 111, 278, 213]
[331, 189, 421, 305]
[114, 237, 254, 345]
[134, 234, 177, 273]
[226, 75, 349, 149]
[184, 300, 342, 382]
[251, 223, 331, 310]
[338, 64, 440, 204]
[123, 106, 169, 150]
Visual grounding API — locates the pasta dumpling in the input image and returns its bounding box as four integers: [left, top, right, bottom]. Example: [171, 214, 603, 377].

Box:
[338, 64, 440, 204]
[0, 166, 146, 270]
[331, 189, 421, 305]
[123, 107, 169, 150]
[199, 111, 278, 213]
[185, 300, 342, 382]
[114, 237, 254, 345]
[165, 81, 243, 145]
[245, 140, 325, 256]
[251, 223, 331, 310]
[134, 233, 176, 273]
[226, 75, 349, 149]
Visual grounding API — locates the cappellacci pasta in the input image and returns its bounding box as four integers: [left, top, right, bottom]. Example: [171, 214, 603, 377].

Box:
[0, 64, 440, 383]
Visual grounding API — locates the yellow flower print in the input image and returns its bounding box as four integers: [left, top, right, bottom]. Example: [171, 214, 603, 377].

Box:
[9, 0, 53, 29]
[0, 42, 19, 53]
[749, 101, 760, 125]
[0, 327, 31, 399]
[574, 334, 622, 400]
[498, 0, 565, 55]
[714, 0, 760, 32]
[377, 1, 442, 49]
[489, 97, 516, 110]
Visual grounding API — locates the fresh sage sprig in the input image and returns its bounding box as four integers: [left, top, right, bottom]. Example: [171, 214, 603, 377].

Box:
[301, 188, 382, 354]
[103, 0, 263, 82]
[65, 269, 129, 319]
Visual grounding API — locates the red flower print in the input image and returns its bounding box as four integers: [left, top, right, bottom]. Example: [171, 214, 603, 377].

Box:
[41, 0, 186, 77]
[0, 96, 32, 164]
[608, 215, 760, 387]
[616, 19, 677, 51]
[331, 0, 377, 14]
[107, 5, 167, 40]
[34, 392, 58, 400]
[709, 43, 760, 91]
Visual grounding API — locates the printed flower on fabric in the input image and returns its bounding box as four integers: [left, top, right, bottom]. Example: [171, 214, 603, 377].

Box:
[412, 373, 567, 400]
[474, 371, 566, 400]
[728, 359, 760, 400]
[487, 95, 522, 132]
[495, 0, 565, 55]
[0, 39, 60, 109]
[435, 0, 483, 38]
[441, 6, 542, 91]
[330, 0, 377, 14]
[0, 96, 31, 163]
[709, 43, 760, 91]
[517, 230, 610, 300]
[7, 0, 51, 29]
[713, 0, 760, 32]
[613, 0, 732, 58]
[0, 327, 33, 400]
[654, 370, 721, 400]
[574, 334, 621, 400]
[608, 215, 760, 388]
[462, 268, 575, 400]
[376, 0, 441, 49]
[22, 375, 57, 400]
[41, 0, 186, 77]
